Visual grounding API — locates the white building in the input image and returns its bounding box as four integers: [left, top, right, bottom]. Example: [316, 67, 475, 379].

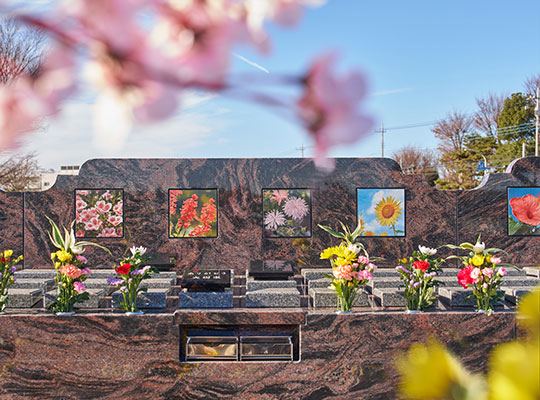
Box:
[40, 165, 80, 190]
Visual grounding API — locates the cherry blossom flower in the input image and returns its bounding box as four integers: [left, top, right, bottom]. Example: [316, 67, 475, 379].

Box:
[76, 198, 88, 212]
[297, 53, 374, 168]
[113, 200, 123, 216]
[283, 196, 309, 220]
[107, 215, 123, 227]
[94, 200, 112, 214]
[85, 217, 103, 231]
[264, 210, 286, 230]
[98, 227, 117, 237]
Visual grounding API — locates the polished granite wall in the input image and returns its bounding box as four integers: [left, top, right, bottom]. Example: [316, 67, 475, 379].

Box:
[0, 157, 538, 272]
[0, 311, 516, 399]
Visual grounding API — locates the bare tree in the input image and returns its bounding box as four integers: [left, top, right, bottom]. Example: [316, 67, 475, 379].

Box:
[474, 93, 506, 141]
[0, 152, 42, 191]
[0, 17, 43, 84]
[432, 111, 473, 154]
[392, 146, 439, 185]
[524, 74, 540, 98]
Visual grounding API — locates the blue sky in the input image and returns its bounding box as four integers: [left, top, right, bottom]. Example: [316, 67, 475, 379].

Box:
[4, 0, 540, 169]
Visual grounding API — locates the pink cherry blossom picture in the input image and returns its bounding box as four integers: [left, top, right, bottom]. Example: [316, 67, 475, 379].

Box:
[263, 189, 312, 238]
[74, 189, 124, 238]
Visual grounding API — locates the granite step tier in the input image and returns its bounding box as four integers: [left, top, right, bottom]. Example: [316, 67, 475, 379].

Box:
[84, 277, 176, 289]
[246, 288, 301, 308]
[178, 289, 234, 309]
[246, 276, 297, 291]
[437, 287, 505, 307]
[5, 288, 42, 308]
[371, 288, 407, 307]
[44, 289, 107, 309]
[11, 278, 55, 291]
[112, 288, 170, 309]
[309, 287, 369, 308]
[307, 278, 332, 290]
[301, 269, 332, 281]
[15, 269, 177, 281]
[368, 275, 539, 289]
[504, 287, 537, 305]
[523, 267, 540, 278]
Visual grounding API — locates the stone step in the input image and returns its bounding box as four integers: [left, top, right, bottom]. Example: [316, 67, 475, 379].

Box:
[44, 289, 107, 309]
[523, 267, 540, 278]
[246, 288, 301, 308]
[504, 287, 537, 305]
[301, 269, 331, 281]
[90, 270, 177, 280]
[307, 278, 332, 290]
[11, 278, 55, 291]
[5, 288, 42, 308]
[15, 270, 57, 279]
[371, 288, 407, 307]
[369, 275, 539, 289]
[437, 287, 505, 307]
[112, 288, 169, 309]
[308, 287, 369, 308]
[84, 277, 175, 289]
[246, 277, 297, 291]
[178, 289, 233, 309]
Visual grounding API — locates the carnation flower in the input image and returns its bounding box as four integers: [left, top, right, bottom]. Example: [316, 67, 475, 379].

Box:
[73, 281, 86, 293]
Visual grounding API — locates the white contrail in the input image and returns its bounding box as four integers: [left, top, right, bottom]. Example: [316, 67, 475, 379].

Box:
[233, 53, 270, 73]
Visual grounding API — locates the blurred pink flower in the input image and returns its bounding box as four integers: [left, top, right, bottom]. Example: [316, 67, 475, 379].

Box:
[297, 53, 374, 168]
[283, 196, 309, 220]
[264, 210, 286, 230]
[357, 255, 370, 265]
[497, 268, 507, 276]
[76, 199, 88, 212]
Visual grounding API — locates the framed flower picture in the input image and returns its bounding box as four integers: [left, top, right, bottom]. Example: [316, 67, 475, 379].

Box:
[262, 189, 312, 238]
[169, 189, 218, 238]
[74, 189, 124, 238]
[356, 188, 405, 237]
[508, 187, 540, 236]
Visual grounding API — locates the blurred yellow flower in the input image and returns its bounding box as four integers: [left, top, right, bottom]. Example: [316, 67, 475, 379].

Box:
[320, 243, 357, 265]
[517, 286, 540, 337]
[4, 249, 13, 258]
[395, 338, 486, 399]
[488, 341, 539, 400]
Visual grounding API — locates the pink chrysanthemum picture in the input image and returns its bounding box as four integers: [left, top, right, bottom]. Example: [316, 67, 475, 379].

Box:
[263, 189, 312, 238]
[75, 189, 123, 238]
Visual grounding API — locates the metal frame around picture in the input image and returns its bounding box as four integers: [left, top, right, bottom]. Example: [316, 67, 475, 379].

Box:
[355, 187, 407, 238]
[168, 188, 219, 239]
[261, 188, 313, 239]
[73, 188, 125, 239]
[506, 186, 540, 237]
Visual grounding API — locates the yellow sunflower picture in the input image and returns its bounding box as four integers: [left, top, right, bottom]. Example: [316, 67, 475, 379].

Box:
[357, 188, 405, 236]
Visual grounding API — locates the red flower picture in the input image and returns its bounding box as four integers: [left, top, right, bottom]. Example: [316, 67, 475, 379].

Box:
[169, 189, 218, 238]
[508, 187, 540, 236]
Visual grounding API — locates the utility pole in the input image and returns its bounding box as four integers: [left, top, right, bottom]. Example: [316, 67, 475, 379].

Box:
[296, 144, 305, 157]
[523, 142, 526, 158]
[380, 123, 385, 157]
[535, 86, 539, 156]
